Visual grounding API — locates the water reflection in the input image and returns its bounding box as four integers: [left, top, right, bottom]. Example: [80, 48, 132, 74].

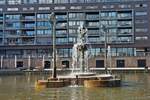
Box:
[0, 73, 150, 100]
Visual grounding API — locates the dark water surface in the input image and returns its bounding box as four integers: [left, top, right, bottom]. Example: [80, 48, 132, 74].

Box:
[0, 73, 150, 100]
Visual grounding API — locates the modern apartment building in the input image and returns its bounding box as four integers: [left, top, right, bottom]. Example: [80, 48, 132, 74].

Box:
[0, 0, 150, 69]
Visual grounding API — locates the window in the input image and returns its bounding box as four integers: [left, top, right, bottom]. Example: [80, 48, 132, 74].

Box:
[37, 30, 51, 35]
[69, 21, 84, 27]
[119, 4, 131, 8]
[54, 0, 68, 3]
[56, 38, 68, 44]
[37, 21, 50, 28]
[62, 60, 69, 68]
[118, 29, 132, 35]
[37, 13, 50, 20]
[135, 11, 147, 16]
[135, 20, 147, 24]
[6, 22, 20, 29]
[88, 36, 100, 43]
[57, 48, 70, 57]
[68, 37, 76, 43]
[88, 22, 99, 27]
[0, 0, 5, 4]
[56, 30, 67, 35]
[56, 22, 67, 29]
[39, 0, 53, 4]
[100, 11, 117, 18]
[69, 12, 84, 20]
[24, 23, 35, 28]
[86, 14, 99, 20]
[135, 36, 148, 40]
[96, 60, 104, 68]
[69, 29, 77, 34]
[135, 28, 148, 33]
[8, 0, 21, 4]
[88, 29, 99, 35]
[137, 59, 146, 68]
[56, 15, 67, 20]
[23, 0, 37, 4]
[36, 37, 51, 45]
[118, 12, 132, 18]
[116, 60, 125, 68]
[6, 14, 20, 20]
[23, 31, 35, 36]
[70, 0, 84, 3]
[118, 20, 132, 26]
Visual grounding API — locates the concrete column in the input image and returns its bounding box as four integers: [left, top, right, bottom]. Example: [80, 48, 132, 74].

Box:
[28, 55, 31, 70]
[15, 55, 17, 68]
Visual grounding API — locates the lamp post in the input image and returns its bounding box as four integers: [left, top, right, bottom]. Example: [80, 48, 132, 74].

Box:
[102, 25, 108, 74]
[49, 12, 57, 79]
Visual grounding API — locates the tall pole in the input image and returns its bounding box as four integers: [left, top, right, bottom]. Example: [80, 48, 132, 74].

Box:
[50, 12, 57, 79]
[102, 25, 108, 74]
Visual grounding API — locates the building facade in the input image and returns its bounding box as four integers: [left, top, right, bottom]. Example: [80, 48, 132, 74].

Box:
[0, 0, 150, 69]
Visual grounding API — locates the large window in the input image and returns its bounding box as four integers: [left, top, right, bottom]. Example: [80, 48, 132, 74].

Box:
[37, 30, 51, 35]
[37, 21, 50, 28]
[6, 14, 20, 20]
[87, 22, 99, 27]
[56, 37, 68, 44]
[69, 21, 84, 28]
[70, 0, 84, 3]
[22, 0, 37, 4]
[36, 37, 51, 45]
[5, 22, 20, 29]
[69, 13, 85, 20]
[39, 0, 53, 4]
[101, 11, 117, 18]
[0, 0, 5, 4]
[56, 30, 67, 35]
[57, 48, 70, 57]
[54, 0, 68, 3]
[37, 13, 51, 20]
[7, 0, 21, 4]
[23, 31, 35, 36]
[118, 12, 132, 18]
[56, 22, 67, 29]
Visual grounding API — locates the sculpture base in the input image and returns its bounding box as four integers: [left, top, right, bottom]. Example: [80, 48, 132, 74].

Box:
[36, 78, 70, 88]
[84, 79, 121, 87]
[35, 74, 121, 88]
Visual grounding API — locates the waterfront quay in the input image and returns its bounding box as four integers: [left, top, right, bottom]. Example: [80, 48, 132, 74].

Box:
[0, 66, 149, 76]
[0, 0, 150, 72]
[0, 54, 150, 71]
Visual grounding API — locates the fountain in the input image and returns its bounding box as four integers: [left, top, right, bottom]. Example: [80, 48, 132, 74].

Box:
[71, 25, 94, 76]
[36, 16, 121, 88]
[58, 25, 121, 87]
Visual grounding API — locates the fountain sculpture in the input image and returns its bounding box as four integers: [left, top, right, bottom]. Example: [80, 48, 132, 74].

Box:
[36, 24, 121, 88]
[71, 25, 94, 76]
